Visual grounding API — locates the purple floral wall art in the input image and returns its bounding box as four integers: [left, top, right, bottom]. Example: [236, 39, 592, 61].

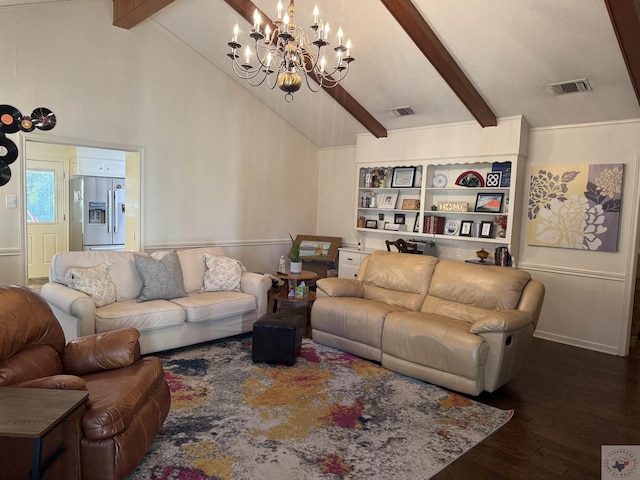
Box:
[527, 164, 624, 251]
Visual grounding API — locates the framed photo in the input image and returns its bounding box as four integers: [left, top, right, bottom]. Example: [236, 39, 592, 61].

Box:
[394, 213, 405, 224]
[292, 235, 341, 262]
[413, 212, 420, 233]
[444, 220, 458, 235]
[460, 220, 473, 237]
[391, 167, 416, 188]
[474, 192, 504, 213]
[365, 220, 378, 229]
[479, 221, 493, 238]
[401, 198, 420, 210]
[485, 171, 502, 188]
[378, 192, 399, 209]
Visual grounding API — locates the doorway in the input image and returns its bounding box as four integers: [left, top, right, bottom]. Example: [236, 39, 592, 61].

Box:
[21, 134, 143, 286]
[26, 158, 67, 280]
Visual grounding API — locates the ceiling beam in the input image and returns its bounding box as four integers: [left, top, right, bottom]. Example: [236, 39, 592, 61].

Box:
[113, 0, 175, 29]
[604, 0, 640, 107]
[380, 0, 497, 127]
[223, 0, 387, 138]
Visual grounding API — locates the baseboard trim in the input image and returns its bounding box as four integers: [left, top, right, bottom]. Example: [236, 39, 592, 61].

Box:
[534, 330, 619, 356]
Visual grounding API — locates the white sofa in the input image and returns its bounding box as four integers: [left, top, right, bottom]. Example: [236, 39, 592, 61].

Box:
[40, 247, 272, 354]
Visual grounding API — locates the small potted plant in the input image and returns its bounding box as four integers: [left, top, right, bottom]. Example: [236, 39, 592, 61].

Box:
[288, 233, 302, 273]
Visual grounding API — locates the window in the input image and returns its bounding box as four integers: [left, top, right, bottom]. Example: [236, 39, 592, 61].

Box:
[26, 169, 55, 223]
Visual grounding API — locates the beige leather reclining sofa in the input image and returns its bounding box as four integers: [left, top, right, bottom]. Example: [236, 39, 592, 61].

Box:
[311, 250, 545, 395]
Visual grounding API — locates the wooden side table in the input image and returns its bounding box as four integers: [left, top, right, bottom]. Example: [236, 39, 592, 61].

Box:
[0, 387, 88, 480]
[268, 270, 319, 332]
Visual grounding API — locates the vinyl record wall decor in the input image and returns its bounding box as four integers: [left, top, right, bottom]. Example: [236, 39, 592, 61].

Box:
[0, 104, 57, 186]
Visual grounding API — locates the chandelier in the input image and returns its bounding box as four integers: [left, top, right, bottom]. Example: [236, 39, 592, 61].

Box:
[227, 0, 354, 102]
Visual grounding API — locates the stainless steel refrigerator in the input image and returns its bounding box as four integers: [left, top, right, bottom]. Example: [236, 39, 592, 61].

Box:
[70, 176, 126, 251]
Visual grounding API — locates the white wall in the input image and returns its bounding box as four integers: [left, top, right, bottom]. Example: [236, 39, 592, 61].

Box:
[0, 0, 320, 283]
[520, 120, 640, 355]
[316, 146, 356, 244]
[317, 118, 640, 355]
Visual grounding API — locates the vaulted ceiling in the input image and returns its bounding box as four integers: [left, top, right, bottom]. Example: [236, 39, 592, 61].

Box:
[114, 0, 640, 148]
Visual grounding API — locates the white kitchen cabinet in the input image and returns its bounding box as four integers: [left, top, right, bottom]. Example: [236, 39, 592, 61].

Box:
[77, 157, 125, 177]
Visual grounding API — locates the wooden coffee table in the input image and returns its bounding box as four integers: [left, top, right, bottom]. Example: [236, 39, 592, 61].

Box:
[269, 270, 319, 332]
[0, 387, 88, 479]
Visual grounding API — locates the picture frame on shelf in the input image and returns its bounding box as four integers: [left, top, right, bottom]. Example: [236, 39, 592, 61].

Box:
[413, 212, 420, 233]
[474, 192, 504, 213]
[479, 221, 493, 238]
[365, 220, 378, 229]
[485, 172, 502, 188]
[492, 161, 512, 187]
[444, 220, 458, 235]
[391, 167, 416, 188]
[378, 192, 399, 209]
[460, 220, 473, 237]
[394, 213, 406, 224]
[401, 198, 420, 210]
[293, 235, 342, 262]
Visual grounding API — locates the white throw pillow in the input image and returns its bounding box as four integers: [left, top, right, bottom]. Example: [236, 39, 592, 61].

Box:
[65, 262, 116, 308]
[203, 254, 246, 292]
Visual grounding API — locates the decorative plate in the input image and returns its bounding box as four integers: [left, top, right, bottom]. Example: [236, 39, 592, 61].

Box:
[455, 171, 484, 188]
[432, 173, 447, 188]
[444, 220, 458, 235]
[31, 107, 57, 131]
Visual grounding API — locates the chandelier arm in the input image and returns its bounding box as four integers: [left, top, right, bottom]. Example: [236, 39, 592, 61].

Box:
[230, 57, 279, 89]
[230, 58, 266, 82]
[302, 71, 325, 92]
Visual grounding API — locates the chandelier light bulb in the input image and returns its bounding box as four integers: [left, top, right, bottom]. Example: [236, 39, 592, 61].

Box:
[313, 5, 319, 25]
[244, 46, 251, 65]
[253, 10, 261, 33]
[277, 1, 283, 21]
[324, 22, 330, 40]
[337, 27, 343, 46]
[233, 23, 239, 43]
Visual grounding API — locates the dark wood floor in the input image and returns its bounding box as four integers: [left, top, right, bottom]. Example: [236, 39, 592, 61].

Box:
[433, 337, 640, 479]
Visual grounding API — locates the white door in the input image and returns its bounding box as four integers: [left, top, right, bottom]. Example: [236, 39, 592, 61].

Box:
[27, 159, 67, 279]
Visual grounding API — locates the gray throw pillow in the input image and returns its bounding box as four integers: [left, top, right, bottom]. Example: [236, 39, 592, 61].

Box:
[134, 250, 187, 302]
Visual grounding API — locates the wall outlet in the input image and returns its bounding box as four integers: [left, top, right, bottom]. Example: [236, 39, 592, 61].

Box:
[5, 195, 17, 209]
[456, 248, 462, 258]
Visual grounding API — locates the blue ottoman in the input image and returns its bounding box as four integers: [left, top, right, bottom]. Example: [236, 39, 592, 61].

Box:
[252, 312, 306, 366]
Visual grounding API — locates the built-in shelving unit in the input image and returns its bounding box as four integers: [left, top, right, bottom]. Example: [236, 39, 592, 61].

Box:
[354, 156, 523, 262]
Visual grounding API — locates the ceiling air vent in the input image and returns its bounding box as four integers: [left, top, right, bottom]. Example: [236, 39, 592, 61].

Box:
[548, 78, 592, 95]
[390, 106, 416, 118]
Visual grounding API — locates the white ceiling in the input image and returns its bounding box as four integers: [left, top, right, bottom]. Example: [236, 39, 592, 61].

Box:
[151, 0, 640, 148]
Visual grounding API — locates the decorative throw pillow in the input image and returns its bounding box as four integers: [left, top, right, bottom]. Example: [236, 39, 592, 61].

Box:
[134, 250, 187, 302]
[65, 262, 116, 308]
[203, 254, 246, 292]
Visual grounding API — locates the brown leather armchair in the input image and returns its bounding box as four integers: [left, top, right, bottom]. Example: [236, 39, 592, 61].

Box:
[0, 285, 170, 480]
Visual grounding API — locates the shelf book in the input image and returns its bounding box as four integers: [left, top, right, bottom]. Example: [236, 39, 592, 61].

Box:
[423, 215, 445, 234]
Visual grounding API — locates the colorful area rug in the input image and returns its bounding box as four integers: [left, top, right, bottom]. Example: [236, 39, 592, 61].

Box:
[128, 336, 512, 480]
